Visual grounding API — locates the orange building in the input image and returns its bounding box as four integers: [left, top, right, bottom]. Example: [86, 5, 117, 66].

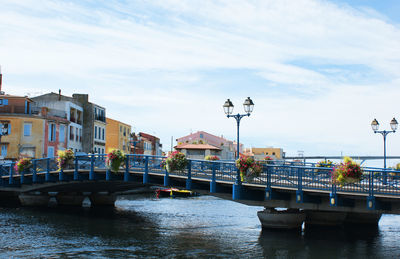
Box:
[0, 94, 69, 159]
[105, 118, 131, 154]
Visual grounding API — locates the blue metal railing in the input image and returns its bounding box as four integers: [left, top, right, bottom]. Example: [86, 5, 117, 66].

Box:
[1, 154, 400, 205]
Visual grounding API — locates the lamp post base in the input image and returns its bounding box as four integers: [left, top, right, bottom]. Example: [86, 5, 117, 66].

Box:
[232, 184, 241, 200]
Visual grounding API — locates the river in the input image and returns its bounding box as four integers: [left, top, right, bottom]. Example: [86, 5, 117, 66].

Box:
[0, 194, 399, 258]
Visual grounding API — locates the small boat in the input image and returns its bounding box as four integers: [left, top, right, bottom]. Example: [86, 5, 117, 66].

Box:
[156, 188, 196, 198]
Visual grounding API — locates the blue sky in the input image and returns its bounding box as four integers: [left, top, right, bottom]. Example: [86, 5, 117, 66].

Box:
[1, 0, 400, 165]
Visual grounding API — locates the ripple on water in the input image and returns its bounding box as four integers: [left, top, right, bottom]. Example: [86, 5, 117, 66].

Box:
[0, 195, 400, 258]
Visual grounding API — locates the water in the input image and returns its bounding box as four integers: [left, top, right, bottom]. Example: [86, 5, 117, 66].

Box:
[0, 194, 399, 258]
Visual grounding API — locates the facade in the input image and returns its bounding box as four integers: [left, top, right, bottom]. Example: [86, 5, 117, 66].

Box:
[72, 94, 106, 154]
[0, 94, 68, 159]
[31, 92, 83, 153]
[174, 143, 221, 160]
[106, 117, 131, 154]
[139, 132, 162, 156]
[176, 131, 241, 160]
[243, 147, 284, 160]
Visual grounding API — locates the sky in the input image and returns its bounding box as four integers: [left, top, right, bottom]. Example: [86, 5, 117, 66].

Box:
[1, 0, 400, 165]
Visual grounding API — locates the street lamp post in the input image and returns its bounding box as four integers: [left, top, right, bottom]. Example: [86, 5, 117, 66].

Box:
[371, 118, 398, 184]
[223, 97, 254, 200]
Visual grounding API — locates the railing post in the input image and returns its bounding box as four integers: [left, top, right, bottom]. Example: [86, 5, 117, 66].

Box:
[186, 160, 192, 190]
[265, 165, 272, 200]
[20, 169, 25, 185]
[143, 156, 149, 184]
[33, 159, 37, 183]
[164, 165, 170, 187]
[296, 167, 303, 203]
[74, 155, 79, 181]
[45, 158, 50, 182]
[9, 162, 14, 185]
[367, 171, 376, 210]
[330, 171, 337, 206]
[89, 154, 95, 180]
[210, 162, 217, 193]
[59, 167, 65, 181]
[232, 167, 242, 200]
[125, 155, 130, 182]
[106, 168, 111, 181]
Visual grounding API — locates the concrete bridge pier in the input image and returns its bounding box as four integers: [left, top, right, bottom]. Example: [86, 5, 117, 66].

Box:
[56, 192, 86, 206]
[89, 192, 116, 207]
[19, 192, 51, 207]
[305, 211, 347, 227]
[344, 212, 382, 225]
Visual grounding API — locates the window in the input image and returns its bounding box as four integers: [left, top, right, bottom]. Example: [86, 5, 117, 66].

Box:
[48, 124, 56, 142]
[94, 126, 97, 139]
[98, 127, 101, 140]
[76, 128, 79, 142]
[23, 123, 32, 136]
[120, 126, 122, 132]
[200, 133, 204, 138]
[102, 128, 105, 140]
[94, 147, 97, 153]
[70, 126, 74, 141]
[0, 123, 10, 135]
[47, 146, 54, 158]
[79, 129, 82, 142]
[59, 125, 65, 143]
[123, 127, 126, 136]
[1, 144, 7, 157]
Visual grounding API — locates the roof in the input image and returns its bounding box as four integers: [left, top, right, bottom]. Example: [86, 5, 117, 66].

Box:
[174, 143, 221, 151]
[0, 94, 33, 102]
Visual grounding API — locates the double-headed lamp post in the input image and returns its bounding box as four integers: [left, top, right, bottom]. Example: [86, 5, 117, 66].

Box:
[371, 118, 398, 184]
[223, 97, 254, 200]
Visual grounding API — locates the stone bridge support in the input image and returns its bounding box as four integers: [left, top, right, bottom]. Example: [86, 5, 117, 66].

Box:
[56, 192, 86, 206]
[89, 192, 116, 207]
[19, 192, 51, 207]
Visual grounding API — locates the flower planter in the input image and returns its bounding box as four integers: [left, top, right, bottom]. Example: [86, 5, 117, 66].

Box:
[108, 160, 122, 173]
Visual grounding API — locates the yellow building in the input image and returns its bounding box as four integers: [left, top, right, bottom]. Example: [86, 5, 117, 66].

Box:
[244, 147, 284, 159]
[0, 114, 45, 159]
[105, 118, 131, 154]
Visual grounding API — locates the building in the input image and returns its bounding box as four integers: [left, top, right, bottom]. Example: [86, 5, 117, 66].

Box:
[0, 94, 69, 159]
[139, 132, 162, 156]
[174, 143, 221, 160]
[106, 117, 131, 154]
[243, 147, 284, 160]
[31, 91, 83, 153]
[176, 131, 241, 160]
[71, 94, 106, 154]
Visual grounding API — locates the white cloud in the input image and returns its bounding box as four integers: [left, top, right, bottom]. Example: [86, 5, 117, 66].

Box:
[1, 0, 400, 162]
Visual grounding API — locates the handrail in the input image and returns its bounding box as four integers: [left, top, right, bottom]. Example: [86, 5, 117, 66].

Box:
[1, 154, 400, 205]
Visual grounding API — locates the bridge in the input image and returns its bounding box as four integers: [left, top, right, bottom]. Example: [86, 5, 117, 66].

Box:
[1, 154, 400, 228]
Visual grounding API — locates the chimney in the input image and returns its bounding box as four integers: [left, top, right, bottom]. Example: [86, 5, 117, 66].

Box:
[58, 89, 61, 101]
[41, 107, 48, 116]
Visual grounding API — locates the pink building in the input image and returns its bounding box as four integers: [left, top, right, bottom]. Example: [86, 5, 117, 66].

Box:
[176, 131, 243, 160]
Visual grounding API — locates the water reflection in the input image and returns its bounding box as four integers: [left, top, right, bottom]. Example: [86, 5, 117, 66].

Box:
[1, 195, 400, 258]
[258, 224, 383, 258]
